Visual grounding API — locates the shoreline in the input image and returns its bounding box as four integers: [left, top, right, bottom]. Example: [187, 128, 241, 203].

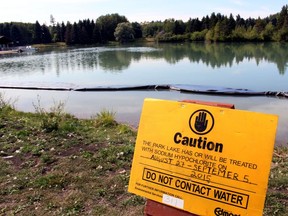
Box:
[1, 88, 287, 146]
[0, 50, 19, 55]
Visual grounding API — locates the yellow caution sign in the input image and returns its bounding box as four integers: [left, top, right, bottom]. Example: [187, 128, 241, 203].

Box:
[128, 98, 278, 216]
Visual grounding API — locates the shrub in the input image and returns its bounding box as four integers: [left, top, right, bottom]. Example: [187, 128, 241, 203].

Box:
[94, 109, 117, 127]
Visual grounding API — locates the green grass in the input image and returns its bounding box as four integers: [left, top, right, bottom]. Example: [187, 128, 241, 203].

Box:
[264, 147, 288, 216]
[0, 93, 287, 215]
[0, 96, 144, 215]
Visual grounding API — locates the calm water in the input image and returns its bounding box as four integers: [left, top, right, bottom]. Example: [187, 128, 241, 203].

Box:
[0, 43, 288, 145]
[1, 43, 288, 90]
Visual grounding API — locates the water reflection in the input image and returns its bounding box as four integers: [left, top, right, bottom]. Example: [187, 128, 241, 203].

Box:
[0, 43, 288, 74]
[157, 43, 288, 74]
[0, 43, 288, 76]
[99, 50, 131, 71]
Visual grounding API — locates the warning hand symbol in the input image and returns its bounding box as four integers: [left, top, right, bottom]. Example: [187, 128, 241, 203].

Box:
[189, 109, 214, 135]
[194, 111, 208, 132]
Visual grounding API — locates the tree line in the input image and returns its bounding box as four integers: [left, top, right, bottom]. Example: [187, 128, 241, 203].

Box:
[145, 5, 288, 42]
[0, 5, 288, 46]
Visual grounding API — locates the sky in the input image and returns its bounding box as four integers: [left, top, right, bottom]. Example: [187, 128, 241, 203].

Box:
[1, 0, 287, 25]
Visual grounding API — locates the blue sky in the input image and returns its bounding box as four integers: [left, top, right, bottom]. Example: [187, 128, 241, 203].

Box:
[1, 0, 287, 24]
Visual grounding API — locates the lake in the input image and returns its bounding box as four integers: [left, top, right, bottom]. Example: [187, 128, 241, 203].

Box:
[0, 43, 288, 145]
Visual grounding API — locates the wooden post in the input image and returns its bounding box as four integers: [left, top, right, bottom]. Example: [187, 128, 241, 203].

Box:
[145, 200, 197, 216]
[144, 99, 235, 216]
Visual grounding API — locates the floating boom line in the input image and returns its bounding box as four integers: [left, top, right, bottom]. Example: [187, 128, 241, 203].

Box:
[0, 84, 287, 98]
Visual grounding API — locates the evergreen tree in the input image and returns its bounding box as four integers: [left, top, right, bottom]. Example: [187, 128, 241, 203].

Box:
[92, 23, 102, 43]
[235, 14, 245, 27]
[79, 25, 89, 44]
[10, 25, 21, 45]
[254, 17, 266, 34]
[41, 24, 52, 43]
[276, 5, 288, 30]
[53, 23, 61, 42]
[192, 18, 202, 32]
[228, 14, 236, 33]
[209, 13, 218, 28]
[185, 18, 193, 33]
[174, 20, 185, 35]
[50, 15, 56, 26]
[33, 21, 42, 44]
[71, 22, 79, 44]
[60, 22, 66, 42]
[201, 16, 210, 29]
[65, 22, 73, 45]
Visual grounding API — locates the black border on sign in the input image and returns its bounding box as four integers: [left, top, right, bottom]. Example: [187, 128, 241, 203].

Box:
[141, 167, 249, 209]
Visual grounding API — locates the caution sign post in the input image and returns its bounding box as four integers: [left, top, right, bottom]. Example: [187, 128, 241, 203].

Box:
[128, 98, 278, 216]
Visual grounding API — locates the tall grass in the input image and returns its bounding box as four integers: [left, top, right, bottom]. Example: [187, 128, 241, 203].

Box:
[33, 96, 67, 132]
[94, 109, 117, 127]
[0, 92, 16, 111]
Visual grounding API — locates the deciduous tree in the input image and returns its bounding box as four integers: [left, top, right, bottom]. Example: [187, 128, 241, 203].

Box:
[114, 22, 135, 43]
[96, 13, 128, 42]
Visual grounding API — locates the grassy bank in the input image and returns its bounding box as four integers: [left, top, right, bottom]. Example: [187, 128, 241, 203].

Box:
[0, 94, 287, 215]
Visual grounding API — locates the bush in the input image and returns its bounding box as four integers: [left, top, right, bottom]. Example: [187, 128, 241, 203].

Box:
[94, 109, 117, 127]
[33, 97, 66, 132]
[190, 29, 208, 41]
